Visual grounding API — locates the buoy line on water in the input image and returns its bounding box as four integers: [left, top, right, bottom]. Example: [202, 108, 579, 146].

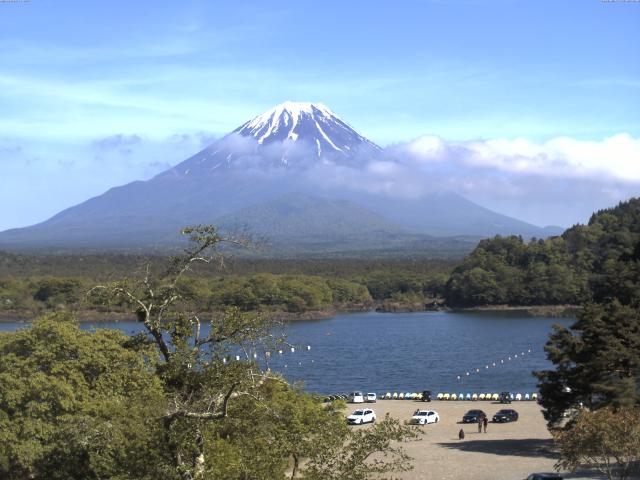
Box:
[455, 348, 534, 382]
[220, 342, 314, 369]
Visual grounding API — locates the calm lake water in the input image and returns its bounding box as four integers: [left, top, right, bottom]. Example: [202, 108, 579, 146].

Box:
[1, 311, 572, 395]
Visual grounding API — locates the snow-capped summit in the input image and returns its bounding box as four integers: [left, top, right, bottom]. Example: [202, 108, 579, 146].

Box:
[233, 101, 381, 157]
[168, 101, 382, 175]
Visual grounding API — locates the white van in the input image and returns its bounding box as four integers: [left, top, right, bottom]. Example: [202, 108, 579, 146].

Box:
[348, 391, 364, 403]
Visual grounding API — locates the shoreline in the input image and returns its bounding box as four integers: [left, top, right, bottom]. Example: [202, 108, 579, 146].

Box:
[0, 303, 579, 323]
[453, 304, 580, 318]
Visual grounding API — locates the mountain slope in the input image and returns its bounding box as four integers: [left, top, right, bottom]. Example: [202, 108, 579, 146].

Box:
[0, 101, 562, 253]
[217, 192, 403, 241]
[347, 191, 563, 238]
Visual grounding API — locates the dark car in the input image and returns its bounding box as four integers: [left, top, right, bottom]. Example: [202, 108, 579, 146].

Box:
[462, 409, 486, 423]
[422, 390, 432, 402]
[525, 474, 563, 480]
[499, 391, 512, 403]
[492, 409, 519, 422]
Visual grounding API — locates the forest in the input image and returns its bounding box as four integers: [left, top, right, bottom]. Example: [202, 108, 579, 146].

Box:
[0, 256, 452, 319]
[446, 198, 640, 307]
[2, 198, 640, 320]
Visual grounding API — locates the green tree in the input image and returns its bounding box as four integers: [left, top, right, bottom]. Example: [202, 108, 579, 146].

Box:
[535, 300, 640, 427]
[203, 380, 349, 480]
[0, 313, 165, 480]
[554, 407, 640, 480]
[32, 277, 83, 308]
[303, 415, 419, 480]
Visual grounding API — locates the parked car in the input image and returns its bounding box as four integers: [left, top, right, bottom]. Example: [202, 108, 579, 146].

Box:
[492, 409, 519, 422]
[347, 409, 376, 425]
[410, 410, 439, 425]
[524, 474, 563, 480]
[348, 391, 364, 403]
[499, 391, 512, 404]
[365, 392, 377, 403]
[422, 390, 432, 402]
[462, 409, 486, 423]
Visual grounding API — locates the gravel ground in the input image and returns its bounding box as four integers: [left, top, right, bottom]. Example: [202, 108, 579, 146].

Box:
[346, 399, 602, 480]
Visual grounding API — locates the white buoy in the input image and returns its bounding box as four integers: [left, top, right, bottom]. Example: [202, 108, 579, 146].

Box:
[492, 362, 496, 366]
[485, 365, 489, 369]
[476, 368, 480, 373]
[307, 345, 311, 350]
[466, 372, 470, 376]
[457, 375, 461, 380]
[501, 359, 504, 363]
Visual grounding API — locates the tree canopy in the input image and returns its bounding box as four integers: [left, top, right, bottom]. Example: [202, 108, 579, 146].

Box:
[554, 407, 640, 480]
[532, 201, 640, 478]
[446, 198, 640, 307]
[0, 313, 165, 480]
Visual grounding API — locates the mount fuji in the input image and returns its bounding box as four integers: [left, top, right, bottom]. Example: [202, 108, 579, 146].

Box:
[162, 101, 380, 176]
[0, 102, 562, 254]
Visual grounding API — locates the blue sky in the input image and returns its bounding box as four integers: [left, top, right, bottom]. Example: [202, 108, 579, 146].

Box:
[1, 0, 639, 230]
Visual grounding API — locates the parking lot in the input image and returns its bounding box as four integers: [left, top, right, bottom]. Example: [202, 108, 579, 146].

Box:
[347, 399, 597, 480]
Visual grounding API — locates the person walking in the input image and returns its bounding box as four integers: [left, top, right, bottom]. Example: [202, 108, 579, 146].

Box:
[458, 428, 465, 440]
[482, 414, 488, 433]
[477, 416, 482, 433]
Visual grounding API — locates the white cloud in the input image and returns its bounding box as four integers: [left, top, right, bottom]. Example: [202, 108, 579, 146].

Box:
[299, 133, 640, 226]
[407, 133, 640, 182]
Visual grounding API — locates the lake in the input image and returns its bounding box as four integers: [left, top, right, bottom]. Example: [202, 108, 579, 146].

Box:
[1, 311, 572, 395]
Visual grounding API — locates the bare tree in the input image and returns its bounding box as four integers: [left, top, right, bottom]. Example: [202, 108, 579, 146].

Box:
[90, 225, 280, 480]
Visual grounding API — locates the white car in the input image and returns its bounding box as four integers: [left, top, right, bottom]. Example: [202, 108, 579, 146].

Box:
[365, 392, 377, 403]
[347, 409, 376, 425]
[410, 410, 440, 425]
[348, 391, 364, 403]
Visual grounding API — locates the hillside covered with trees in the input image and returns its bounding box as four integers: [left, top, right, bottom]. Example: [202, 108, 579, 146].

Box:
[446, 198, 640, 307]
